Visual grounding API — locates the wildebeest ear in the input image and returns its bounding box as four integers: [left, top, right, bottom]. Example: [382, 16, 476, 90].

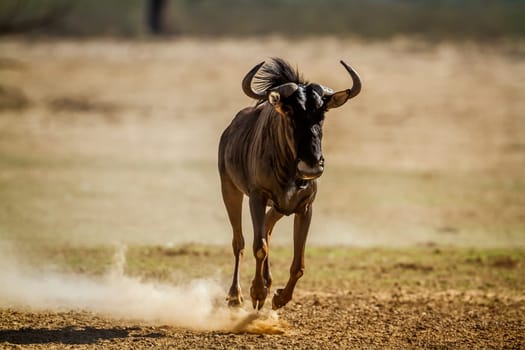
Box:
[268, 91, 288, 116]
[268, 91, 280, 106]
[325, 89, 352, 110]
[269, 82, 299, 114]
[268, 82, 298, 107]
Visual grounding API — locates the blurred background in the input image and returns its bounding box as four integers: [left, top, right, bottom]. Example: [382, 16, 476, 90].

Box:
[1, 0, 525, 39]
[1, 0, 524, 249]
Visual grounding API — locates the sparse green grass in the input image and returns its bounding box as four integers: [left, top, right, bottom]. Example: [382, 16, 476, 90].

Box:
[304, 246, 525, 295]
[16, 244, 525, 300]
[321, 165, 525, 241]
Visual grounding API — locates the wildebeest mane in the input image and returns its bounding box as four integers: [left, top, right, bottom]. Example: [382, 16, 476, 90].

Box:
[252, 57, 305, 93]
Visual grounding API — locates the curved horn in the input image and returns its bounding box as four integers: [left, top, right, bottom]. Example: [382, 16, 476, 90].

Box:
[340, 60, 361, 100]
[242, 61, 266, 100]
[325, 60, 362, 109]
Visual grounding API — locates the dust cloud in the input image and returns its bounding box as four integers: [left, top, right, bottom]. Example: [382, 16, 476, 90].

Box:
[0, 243, 285, 334]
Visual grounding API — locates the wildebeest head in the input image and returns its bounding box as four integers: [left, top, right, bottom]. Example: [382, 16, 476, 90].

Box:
[242, 58, 361, 180]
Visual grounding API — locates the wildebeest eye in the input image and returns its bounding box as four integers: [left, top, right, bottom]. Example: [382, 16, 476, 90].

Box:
[307, 84, 324, 110]
[313, 91, 323, 109]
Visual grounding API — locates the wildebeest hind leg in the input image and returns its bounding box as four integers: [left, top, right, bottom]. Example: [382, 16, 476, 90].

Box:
[221, 176, 245, 307]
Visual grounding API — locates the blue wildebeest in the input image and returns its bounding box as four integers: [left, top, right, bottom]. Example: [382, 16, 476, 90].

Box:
[218, 58, 361, 310]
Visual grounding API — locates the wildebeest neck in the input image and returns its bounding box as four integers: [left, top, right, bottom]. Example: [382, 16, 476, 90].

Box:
[253, 103, 297, 186]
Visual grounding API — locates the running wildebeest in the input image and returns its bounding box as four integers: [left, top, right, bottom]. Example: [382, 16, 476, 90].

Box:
[219, 58, 361, 310]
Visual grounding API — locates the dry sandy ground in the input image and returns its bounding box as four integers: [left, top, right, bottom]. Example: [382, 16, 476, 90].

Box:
[1, 279, 523, 349]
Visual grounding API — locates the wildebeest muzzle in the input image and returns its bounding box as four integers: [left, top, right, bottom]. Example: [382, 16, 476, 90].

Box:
[297, 158, 324, 180]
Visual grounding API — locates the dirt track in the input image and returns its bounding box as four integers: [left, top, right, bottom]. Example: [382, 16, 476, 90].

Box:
[1, 245, 524, 349]
[1, 289, 523, 349]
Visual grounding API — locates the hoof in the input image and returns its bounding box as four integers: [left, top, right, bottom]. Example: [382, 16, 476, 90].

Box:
[272, 288, 287, 310]
[227, 295, 243, 308]
[227, 288, 244, 308]
[250, 284, 268, 310]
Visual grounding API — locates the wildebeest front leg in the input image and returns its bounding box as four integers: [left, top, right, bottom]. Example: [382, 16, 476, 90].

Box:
[272, 205, 312, 309]
[249, 192, 269, 310]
